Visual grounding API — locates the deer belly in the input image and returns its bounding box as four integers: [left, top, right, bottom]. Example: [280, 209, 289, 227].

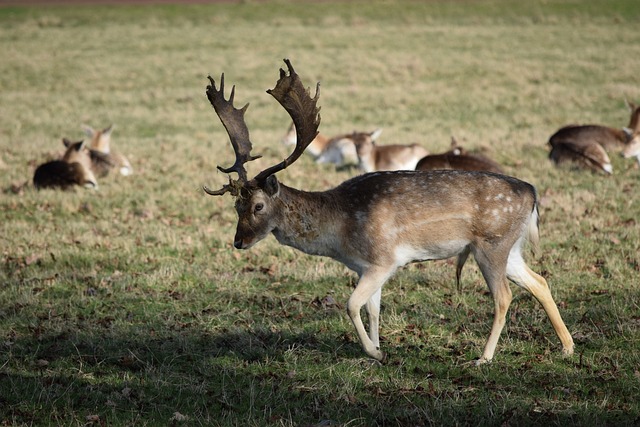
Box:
[393, 240, 468, 266]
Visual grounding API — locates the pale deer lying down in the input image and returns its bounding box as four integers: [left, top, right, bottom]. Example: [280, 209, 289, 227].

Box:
[203, 60, 574, 364]
[353, 130, 428, 173]
[548, 101, 640, 173]
[416, 137, 504, 175]
[83, 124, 133, 177]
[548, 139, 613, 174]
[282, 122, 361, 166]
[33, 138, 98, 190]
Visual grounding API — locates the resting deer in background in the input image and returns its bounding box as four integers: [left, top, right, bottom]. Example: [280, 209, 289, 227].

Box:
[353, 130, 428, 173]
[83, 124, 133, 177]
[548, 138, 613, 174]
[282, 122, 361, 166]
[33, 138, 98, 190]
[416, 137, 504, 175]
[547, 101, 640, 173]
[203, 59, 574, 364]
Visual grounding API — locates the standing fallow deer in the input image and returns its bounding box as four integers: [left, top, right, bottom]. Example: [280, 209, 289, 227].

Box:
[203, 59, 574, 364]
[83, 124, 133, 177]
[33, 138, 98, 190]
[353, 131, 428, 173]
[416, 137, 504, 175]
[282, 122, 361, 166]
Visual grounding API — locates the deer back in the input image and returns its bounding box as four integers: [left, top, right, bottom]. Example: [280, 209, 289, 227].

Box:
[416, 151, 504, 174]
[549, 124, 629, 151]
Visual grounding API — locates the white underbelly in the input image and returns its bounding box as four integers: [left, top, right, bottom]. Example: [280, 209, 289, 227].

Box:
[394, 240, 468, 266]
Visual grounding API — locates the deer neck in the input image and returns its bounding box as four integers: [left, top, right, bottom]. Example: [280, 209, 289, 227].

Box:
[271, 184, 345, 260]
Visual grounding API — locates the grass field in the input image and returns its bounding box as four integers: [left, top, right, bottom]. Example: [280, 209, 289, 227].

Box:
[1, 1, 640, 425]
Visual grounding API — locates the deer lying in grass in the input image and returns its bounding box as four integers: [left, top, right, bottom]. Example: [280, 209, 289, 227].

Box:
[33, 138, 98, 190]
[352, 130, 428, 173]
[83, 124, 133, 177]
[548, 101, 640, 173]
[416, 137, 504, 175]
[548, 139, 613, 174]
[549, 101, 640, 152]
[282, 122, 361, 166]
[203, 59, 574, 364]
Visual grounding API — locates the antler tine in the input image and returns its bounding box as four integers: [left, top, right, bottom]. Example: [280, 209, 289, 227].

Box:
[204, 72, 262, 195]
[252, 59, 321, 183]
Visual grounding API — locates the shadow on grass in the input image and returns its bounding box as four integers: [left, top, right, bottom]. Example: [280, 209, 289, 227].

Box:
[3, 316, 640, 426]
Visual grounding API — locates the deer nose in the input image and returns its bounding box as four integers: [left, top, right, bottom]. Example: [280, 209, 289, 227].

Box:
[234, 239, 244, 249]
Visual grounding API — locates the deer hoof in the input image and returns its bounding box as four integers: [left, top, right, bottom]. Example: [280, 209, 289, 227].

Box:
[368, 349, 385, 362]
[475, 357, 492, 366]
[562, 346, 574, 357]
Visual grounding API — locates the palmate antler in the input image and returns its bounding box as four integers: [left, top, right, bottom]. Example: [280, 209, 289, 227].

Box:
[204, 59, 321, 196]
[203, 73, 261, 196]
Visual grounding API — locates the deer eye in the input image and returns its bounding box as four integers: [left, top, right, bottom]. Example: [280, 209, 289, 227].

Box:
[254, 203, 264, 213]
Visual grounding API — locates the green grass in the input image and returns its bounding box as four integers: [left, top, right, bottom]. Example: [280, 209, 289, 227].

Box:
[1, 1, 640, 425]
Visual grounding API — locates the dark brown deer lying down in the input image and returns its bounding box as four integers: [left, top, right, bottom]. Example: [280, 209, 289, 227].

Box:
[203, 59, 574, 365]
[415, 137, 504, 174]
[548, 101, 640, 173]
[33, 139, 98, 190]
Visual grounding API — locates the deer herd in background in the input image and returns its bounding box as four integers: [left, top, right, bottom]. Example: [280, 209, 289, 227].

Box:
[32, 91, 640, 191]
[281, 100, 640, 176]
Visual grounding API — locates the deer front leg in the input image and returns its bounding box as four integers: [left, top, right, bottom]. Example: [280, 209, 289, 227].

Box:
[347, 267, 393, 361]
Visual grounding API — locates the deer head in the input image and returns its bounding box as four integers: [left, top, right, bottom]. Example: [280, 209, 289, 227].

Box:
[83, 124, 113, 154]
[204, 59, 320, 195]
[62, 138, 98, 186]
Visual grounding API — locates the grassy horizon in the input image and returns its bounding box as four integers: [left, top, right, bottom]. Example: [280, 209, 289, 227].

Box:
[1, 1, 640, 425]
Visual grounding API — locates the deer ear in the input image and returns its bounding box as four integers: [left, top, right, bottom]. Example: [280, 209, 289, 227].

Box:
[263, 175, 280, 197]
[371, 128, 383, 141]
[82, 125, 95, 137]
[63, 138, 72, 148]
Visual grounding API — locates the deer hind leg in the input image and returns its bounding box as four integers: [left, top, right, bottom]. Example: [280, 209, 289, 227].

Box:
[365, 287, 382, 349]
[507, 247, 575, 357]
[455, 246, 471, 291]
[347, 266, 393, 361]
[473, 250, 513, 365]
